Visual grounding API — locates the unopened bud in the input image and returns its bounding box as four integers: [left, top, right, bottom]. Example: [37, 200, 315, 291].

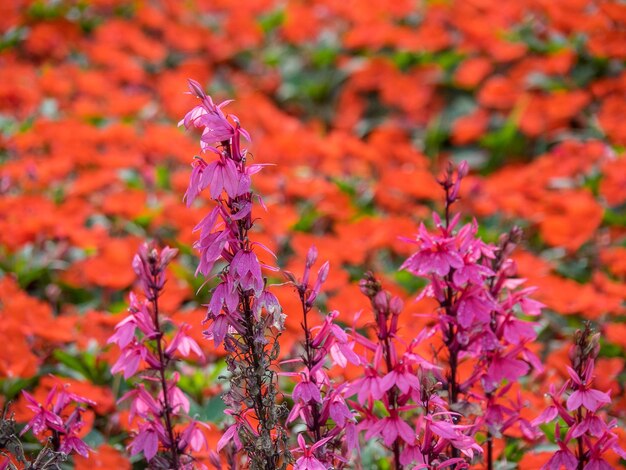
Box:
[187, 78, 206, 99]
[457, 160, 469, 178]
[317, 261, 330, 284]
[306, 245, 318, 268]
[389, 296, 403, 316]
[374, 291, 389, 314]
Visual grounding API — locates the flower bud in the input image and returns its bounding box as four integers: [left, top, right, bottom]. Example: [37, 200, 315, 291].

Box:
[457, 160, 469, 178]
[306, 245, 318, 268]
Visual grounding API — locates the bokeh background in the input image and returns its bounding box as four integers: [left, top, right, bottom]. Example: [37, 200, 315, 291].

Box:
[0, 0, 625, 468]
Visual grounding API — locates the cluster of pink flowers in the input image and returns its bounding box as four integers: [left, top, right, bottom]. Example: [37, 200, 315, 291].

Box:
[285, 246, 358, 469]
[401, 163, 543, 467]
[108, 243, 207, 469]
[180, 79, 289, 469]
[533, 324, 626, 469]
[21, 385, 94, 458]
[343, 272, 481, 469]
[172, 83, 622, 470]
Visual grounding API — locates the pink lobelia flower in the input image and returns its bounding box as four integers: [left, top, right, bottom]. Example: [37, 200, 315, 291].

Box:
[130, 422, 162, 461]
[294, 434, 332, 470]
[400, 222, 464, 277]
[364, 412, 415, 447]
[565, 364, 611, 412]
[230, 249, 264, 295]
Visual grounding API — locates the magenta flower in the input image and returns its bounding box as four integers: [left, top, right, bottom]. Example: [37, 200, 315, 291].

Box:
[571, 414, 607, 438]
[566, 388, 611, 413]
[202, 157, 239, 200]
[542, 442, 577, 470]
[166, 323, 204, 359]
[130, 423, 161, 461]
[485, 351, 530, 387]
[294, 434, 332, 470]
[216, 423, 241, 453]
[179, 420, 211, 453]
[231, 249, 264, 295]
[110, 342, 147, 380]
[21, 390, 65, 436]
[456, 287, 498, 328]
[198, 113, 235, 144]
[380, 362, 421, 395]
[346, 368, 386, 404]
[565, 365, 611, 412]
[60, 435, 90, 458]
[182, 81, 288, 468]
[365, 412, 415, 446]
[20, 386, 94, 460]
[195, 229, 230, 277]
[400, 223, 464, 277]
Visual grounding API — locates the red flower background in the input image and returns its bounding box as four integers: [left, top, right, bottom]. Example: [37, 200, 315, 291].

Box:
[0, 0, 624, 468]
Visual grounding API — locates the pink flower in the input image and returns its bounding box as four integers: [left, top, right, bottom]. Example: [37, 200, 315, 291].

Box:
[365, 412, 415, 446]
[203, 157, 239, 200]
[179, 420, 211, 453]
[328, 396, 353, 427]
[380, 363, 421, 395]
[195, 229, 230, 277]
[110, 343, 147, 380]
[346, 368, 386, 404]
[166, 323, 204, 359]
[204, 313, 231, 346]
[118, 385, 162, 423]
[541, 442, 577, 470]
[20, 390, 64, 435]
[130, 423, 161, 461]
[571, 413, 607, 438]
[198, 113, 235, 145]
[293, 376, 322, 404]
[566, 388, 611, 413]
[456, 288, 497, 328]
[294, 434, 332, 470]
[60, 435, 90, 458]
[231, 249, 264, 295]
[565, 365, 611, 412]
[484, 351, 529, 389]
[217, 423, 241, 452]
[400, 223, 464, 277]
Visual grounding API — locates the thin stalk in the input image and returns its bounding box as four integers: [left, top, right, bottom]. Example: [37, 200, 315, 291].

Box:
[299, 291, 323, 443]
[149, 272, 180, 470]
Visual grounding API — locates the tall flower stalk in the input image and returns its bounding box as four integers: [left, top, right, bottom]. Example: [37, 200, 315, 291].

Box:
[533, 324, 626, 469]
[285, 246, 358, 469]
[109, 243, 207, 469]
[401, 162, 542, 464]
[180, 80, 289, 470]
[349, 273, 480, 469]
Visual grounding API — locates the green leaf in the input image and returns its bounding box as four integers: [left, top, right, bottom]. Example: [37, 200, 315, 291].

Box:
[258, 9, 285, 34]
[155, 165, 171, 190]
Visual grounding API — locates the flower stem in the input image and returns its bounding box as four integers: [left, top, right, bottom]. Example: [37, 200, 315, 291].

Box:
[149, 269, 180, 470]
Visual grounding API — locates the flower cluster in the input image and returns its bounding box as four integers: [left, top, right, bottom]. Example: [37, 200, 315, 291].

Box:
[108, 243, 206, 469]
[401, 162, 542, 466]
[20, 385, 94, 459]
[180, 80, 289, 470]
[285, 246, 358, 469]
[533, 324, 626, 469]
[346, 273, 481, 469]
